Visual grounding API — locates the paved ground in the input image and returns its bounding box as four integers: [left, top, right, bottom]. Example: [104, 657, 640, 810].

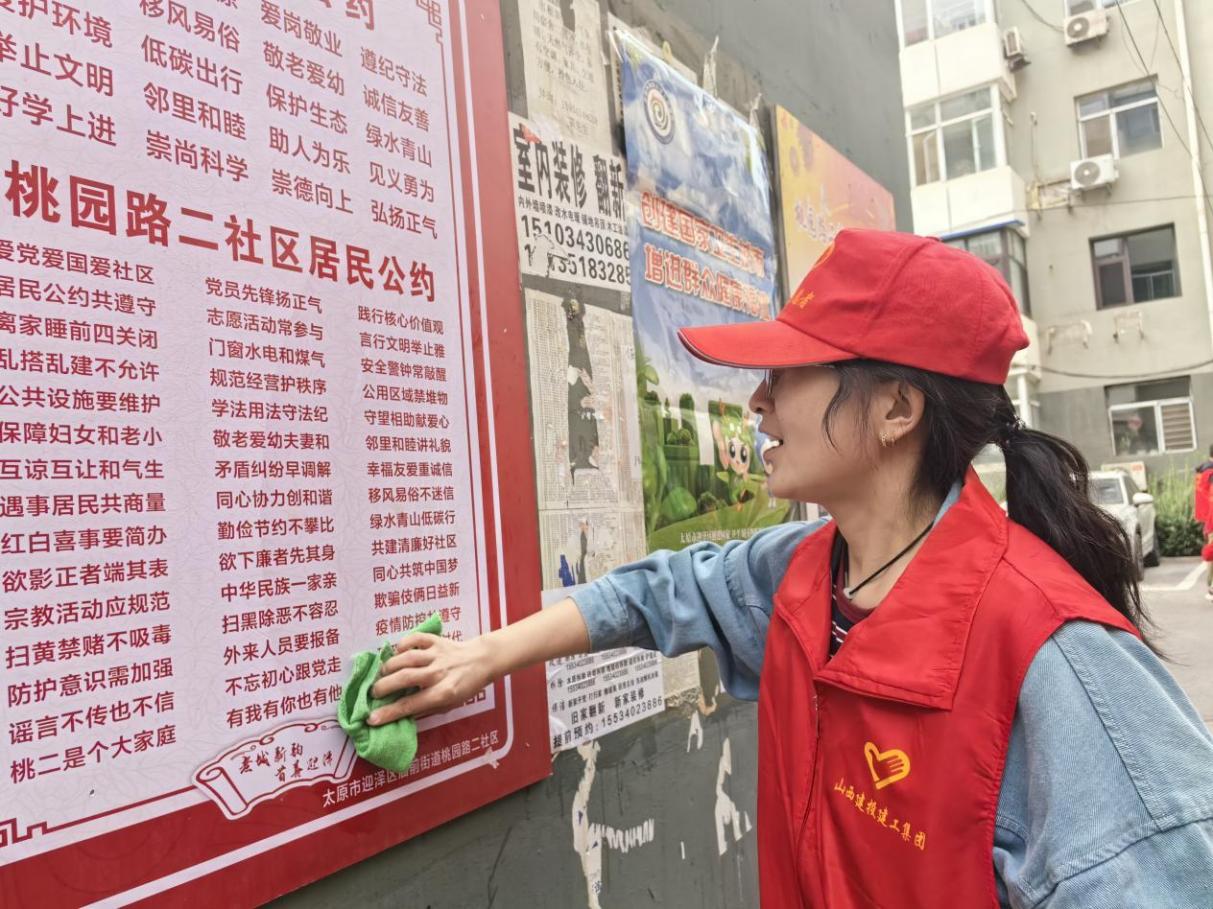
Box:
[1140, 557, 1213, 731]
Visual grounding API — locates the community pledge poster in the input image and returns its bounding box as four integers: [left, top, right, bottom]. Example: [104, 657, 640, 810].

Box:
[616, 29, 792, 551]
[0, 2, 548, 905]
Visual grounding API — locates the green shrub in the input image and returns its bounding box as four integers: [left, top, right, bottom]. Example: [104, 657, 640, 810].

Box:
[1156, 513, 1204, 557]
[1149, 469, 1203, 557]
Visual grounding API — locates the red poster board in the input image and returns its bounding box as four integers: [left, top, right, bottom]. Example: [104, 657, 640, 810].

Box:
[0, 2, 547, 905]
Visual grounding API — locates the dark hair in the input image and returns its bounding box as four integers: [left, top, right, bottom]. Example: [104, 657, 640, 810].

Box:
[822, 360, 1153, 645]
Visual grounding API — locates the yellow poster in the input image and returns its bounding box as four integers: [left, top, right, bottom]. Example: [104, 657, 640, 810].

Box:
[773, 105, 897, 294]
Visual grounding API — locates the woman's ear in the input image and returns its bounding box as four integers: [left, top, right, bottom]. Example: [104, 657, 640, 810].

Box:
[878, 380, 925, 442]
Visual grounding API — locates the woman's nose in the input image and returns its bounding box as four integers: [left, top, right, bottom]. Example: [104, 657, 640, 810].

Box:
[748, 379, 770, 415]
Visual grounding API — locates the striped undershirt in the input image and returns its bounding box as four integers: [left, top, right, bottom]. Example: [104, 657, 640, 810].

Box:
[830, 538, 873, 657]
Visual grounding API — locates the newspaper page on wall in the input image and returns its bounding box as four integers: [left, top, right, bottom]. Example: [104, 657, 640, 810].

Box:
[524, 287, 641, 513]
[523, 285, 661, 750]
[0, 3, 550, 905]
[516, 0, 613, 150]
[616, 28, 793, 553]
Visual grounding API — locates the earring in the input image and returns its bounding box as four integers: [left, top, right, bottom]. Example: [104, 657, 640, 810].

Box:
[879, 431, 890, 447]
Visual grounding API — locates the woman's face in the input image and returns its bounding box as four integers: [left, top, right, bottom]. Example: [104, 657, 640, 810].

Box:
[748, 366, 872, 504]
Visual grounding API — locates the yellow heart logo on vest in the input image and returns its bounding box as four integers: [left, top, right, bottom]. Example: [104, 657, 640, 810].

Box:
[864, 741, 911, 790]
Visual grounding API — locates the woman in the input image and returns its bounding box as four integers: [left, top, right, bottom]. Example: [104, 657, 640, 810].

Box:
[369, 230, 1213, 907]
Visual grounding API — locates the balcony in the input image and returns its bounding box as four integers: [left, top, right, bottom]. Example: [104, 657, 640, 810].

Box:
[911, 165, 1027, 238]
[900, 20, 1014, 108]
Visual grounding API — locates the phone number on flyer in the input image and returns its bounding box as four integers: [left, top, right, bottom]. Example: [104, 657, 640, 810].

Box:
[522, 216, 629, 261]
[548, 252, 629, 285]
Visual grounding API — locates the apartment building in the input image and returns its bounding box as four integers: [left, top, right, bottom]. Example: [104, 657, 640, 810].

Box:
[895, 0, 1213, 473]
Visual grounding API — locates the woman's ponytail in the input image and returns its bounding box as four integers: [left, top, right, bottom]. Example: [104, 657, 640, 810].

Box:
[994, 394, 1150, 636]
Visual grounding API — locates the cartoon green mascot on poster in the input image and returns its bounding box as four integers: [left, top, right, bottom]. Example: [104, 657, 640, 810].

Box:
[712, 402, 762, 510]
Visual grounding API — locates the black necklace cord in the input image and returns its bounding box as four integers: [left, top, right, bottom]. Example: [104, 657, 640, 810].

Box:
[842, 521, 935, 599]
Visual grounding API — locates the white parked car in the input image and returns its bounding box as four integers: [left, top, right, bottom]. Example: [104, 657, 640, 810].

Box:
[1089, 470, 1159, 579]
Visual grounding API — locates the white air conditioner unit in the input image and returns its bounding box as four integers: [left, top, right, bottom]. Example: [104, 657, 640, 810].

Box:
[1064, 9, 1109, 46]
[1070, 154, 1118, 191]
[1003, 27, 1028, 69]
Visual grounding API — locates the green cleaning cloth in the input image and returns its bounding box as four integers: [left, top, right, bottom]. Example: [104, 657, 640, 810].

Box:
[337, 612, 442, 773]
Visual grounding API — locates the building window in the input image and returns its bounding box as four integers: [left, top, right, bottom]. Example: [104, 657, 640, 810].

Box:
[1091, 225, 1179, 308]
[1066, 0, 1130, 14]
[1077, 80, 1162, 159]
[901, 0, 987, 47]
[1107, 377, 1195, 456]
[908, 87, 999, 185]
[945, 228, 1031, 316]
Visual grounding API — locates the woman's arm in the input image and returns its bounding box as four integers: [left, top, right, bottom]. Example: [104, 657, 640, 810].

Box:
[369, 519, 823, 724]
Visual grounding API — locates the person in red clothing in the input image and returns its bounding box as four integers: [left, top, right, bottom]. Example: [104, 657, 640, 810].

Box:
[1196, 448, 1213, 598]
[368, 230, 1213, 907]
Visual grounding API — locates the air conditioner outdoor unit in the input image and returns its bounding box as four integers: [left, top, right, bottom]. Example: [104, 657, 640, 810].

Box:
[1064, 9, 1109, 46]
[1003, 27, 1028, 69]
[1070, 154, 1118, 191]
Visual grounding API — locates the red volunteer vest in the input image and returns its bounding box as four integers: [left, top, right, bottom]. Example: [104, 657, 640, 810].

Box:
[757, 470, 1139, 908]
[1196, 469, 1212, 526]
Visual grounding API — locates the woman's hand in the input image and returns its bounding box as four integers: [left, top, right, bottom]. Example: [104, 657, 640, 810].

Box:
[365, 598, 592, 726]
[367, 633, 496, 726]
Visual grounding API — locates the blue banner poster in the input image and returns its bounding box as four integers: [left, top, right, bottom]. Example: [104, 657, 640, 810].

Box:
[616, 30, 792, 550]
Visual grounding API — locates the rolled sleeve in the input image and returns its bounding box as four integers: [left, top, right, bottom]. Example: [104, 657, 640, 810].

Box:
[569, 571, 634, 651]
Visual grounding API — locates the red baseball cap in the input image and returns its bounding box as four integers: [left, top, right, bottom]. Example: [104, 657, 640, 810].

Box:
[677, 228, 1029, 385]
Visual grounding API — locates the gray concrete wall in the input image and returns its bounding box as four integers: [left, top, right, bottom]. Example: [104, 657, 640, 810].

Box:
[270, 2, 909, 907]
[272, 698, 760, 909]
[1036, 384, 1110, 458]
[1037, 372, 1213, 478]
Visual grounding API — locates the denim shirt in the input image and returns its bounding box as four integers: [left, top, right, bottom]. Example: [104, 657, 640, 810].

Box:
[572, 510, 1213, 908]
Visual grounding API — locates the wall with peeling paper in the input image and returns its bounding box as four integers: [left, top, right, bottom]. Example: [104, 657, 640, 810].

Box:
[271, 1, 907, 906]
[274, 697, 760, 908]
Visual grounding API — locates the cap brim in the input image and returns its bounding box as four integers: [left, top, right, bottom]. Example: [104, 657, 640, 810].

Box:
[678, 320, 857, 369]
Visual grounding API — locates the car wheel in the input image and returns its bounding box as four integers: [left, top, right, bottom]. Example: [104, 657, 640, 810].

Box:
[1144, 534, 1161, 568]
[1133, 534, 1145, 581]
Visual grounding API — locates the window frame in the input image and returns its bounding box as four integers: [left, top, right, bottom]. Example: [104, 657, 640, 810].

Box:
[945, 226, 1031, 316]
[1132, 264, 1176, 301]
[898, 0, 992, 48]
[1107, 397, 1196, 456]
[1064, 0, 1138, 16]
[1076, 79, 1162, 159]
[1090, 474, 1128, 506]
[1090, 225, 1180, 309]
[907, 85, 1005, 186]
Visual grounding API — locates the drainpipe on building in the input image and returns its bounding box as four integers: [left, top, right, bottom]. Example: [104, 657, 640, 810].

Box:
[1173, 0, 1213, 359]
[1015, 370, 1033, 429]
